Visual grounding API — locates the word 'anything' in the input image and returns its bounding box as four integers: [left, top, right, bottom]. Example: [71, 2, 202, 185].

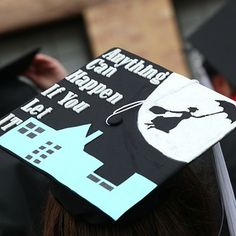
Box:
[102, 48, 171, 85]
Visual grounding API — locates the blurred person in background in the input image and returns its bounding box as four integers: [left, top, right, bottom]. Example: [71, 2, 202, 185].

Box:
[189, 0, 236, 195]
[203, 60, 236, 101]
[0, 50, 67, 118]
[0, 51, 66, 236]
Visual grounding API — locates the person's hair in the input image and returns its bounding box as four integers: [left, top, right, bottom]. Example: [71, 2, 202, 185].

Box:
[203, 60, 219, 80]
[43, 167, 217, 236]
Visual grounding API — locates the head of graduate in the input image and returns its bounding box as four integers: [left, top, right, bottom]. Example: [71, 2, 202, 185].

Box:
[42, 166, 218, 236]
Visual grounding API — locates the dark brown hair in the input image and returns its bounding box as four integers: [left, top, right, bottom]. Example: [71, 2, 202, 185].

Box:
[43, 167, 217, 236]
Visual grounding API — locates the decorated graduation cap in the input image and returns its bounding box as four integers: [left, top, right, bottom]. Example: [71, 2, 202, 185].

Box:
[0, 48, 236, 222]
[189, 1, 236, 86]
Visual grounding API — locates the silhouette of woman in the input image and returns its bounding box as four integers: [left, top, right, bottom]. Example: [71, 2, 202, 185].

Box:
[146, 100, 236, 133]
[146, 107, 199, 133]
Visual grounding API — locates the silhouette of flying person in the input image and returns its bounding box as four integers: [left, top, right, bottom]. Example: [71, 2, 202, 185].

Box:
[146, 100, 236, 133]
[146, 107, 199, 133]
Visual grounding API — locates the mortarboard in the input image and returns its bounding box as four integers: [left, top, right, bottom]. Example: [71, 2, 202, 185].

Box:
[0, 49, 40, 118]
[0, 48, 236, 222]
[189, 1, 236, 87]
[0, 48, 40, 80]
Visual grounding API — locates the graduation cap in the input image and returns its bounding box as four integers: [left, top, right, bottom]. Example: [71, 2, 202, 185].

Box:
[0, 48, 236, 223]
[0, 49, 40, 118]
[0, 48, 40, 80]
[189, 1, 236, 86]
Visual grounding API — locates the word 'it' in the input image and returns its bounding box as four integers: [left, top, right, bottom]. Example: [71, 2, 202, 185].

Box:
[0, 114, 22, 131]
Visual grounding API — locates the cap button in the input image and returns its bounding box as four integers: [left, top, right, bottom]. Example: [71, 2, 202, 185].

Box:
[107, 114, 123, 126]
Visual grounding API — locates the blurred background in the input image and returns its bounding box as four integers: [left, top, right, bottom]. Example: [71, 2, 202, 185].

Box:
[0, 0, 226, 76]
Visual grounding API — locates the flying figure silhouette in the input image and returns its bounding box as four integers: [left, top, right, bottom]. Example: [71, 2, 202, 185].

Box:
[145, 100, 236, 133]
